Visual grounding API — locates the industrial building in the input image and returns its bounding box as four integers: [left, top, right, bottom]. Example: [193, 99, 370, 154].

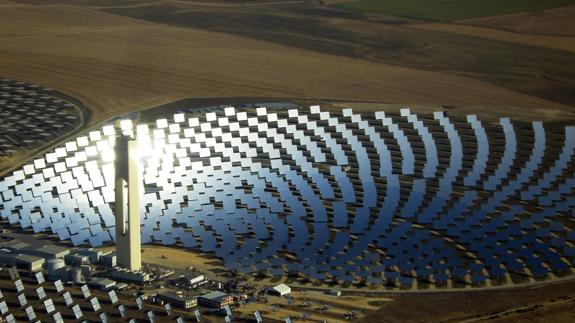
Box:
[157, 291, 197, 309]
[19, 244, 70, 259]
[88, 277, 116, 291]
[0, 239, 71, 273]
[110, 268, 150, 284]
[198, 291, 234, 309]
[100, 252, 116, 267]
[0, 240, 69, 259]
[64, 253, 89, 266]
[0, 239, 30, 251]
[76, 248, 103, 264]
[0, 252, 44, 272]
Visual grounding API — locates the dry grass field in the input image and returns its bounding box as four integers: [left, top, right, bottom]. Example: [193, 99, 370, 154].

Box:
[97, 244, 225, 275]
[0, 0, 574, 131]
[239, 291, 392, 322]
[463, 4, 575, 36]
[411, 23, 575, 54]
[331, 0, 575, 22]
[410, 4, 575, 62]
[363, 279, 575, 323]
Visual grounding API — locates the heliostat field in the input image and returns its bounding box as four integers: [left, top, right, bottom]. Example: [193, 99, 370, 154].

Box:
[1, 105, 574, 288]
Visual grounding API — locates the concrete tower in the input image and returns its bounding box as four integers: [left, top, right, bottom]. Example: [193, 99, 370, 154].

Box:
[114, 135, 142, 271]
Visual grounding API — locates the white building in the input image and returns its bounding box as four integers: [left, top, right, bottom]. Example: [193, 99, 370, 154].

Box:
[268, 283, 291, 296]
[189, 275, 207, 288]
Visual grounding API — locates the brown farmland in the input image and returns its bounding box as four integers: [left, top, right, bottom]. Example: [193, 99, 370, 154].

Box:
[411, 23, 575, 54]
[363, 279, 575, 323]
[0, 0, 574, 130]
[463, 4, 575, 36]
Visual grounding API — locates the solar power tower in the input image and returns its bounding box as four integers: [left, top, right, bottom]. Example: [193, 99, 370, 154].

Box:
[114, 134, 142, 271]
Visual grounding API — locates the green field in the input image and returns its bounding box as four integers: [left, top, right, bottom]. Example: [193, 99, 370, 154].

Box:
[333, 0, 575, 22]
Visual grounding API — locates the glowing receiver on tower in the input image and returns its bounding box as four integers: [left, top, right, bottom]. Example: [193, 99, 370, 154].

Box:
[114, 134, 142, 271]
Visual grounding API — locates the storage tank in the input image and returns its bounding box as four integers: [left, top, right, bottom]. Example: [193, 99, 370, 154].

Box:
[70, 267, 83, 284]
[45, 258, 66, 279]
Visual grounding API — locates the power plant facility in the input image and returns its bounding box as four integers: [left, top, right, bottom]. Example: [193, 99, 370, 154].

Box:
[2, 0, 575, 320]
[1, 100, 575, 321]
[114, 134, 142, 272]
